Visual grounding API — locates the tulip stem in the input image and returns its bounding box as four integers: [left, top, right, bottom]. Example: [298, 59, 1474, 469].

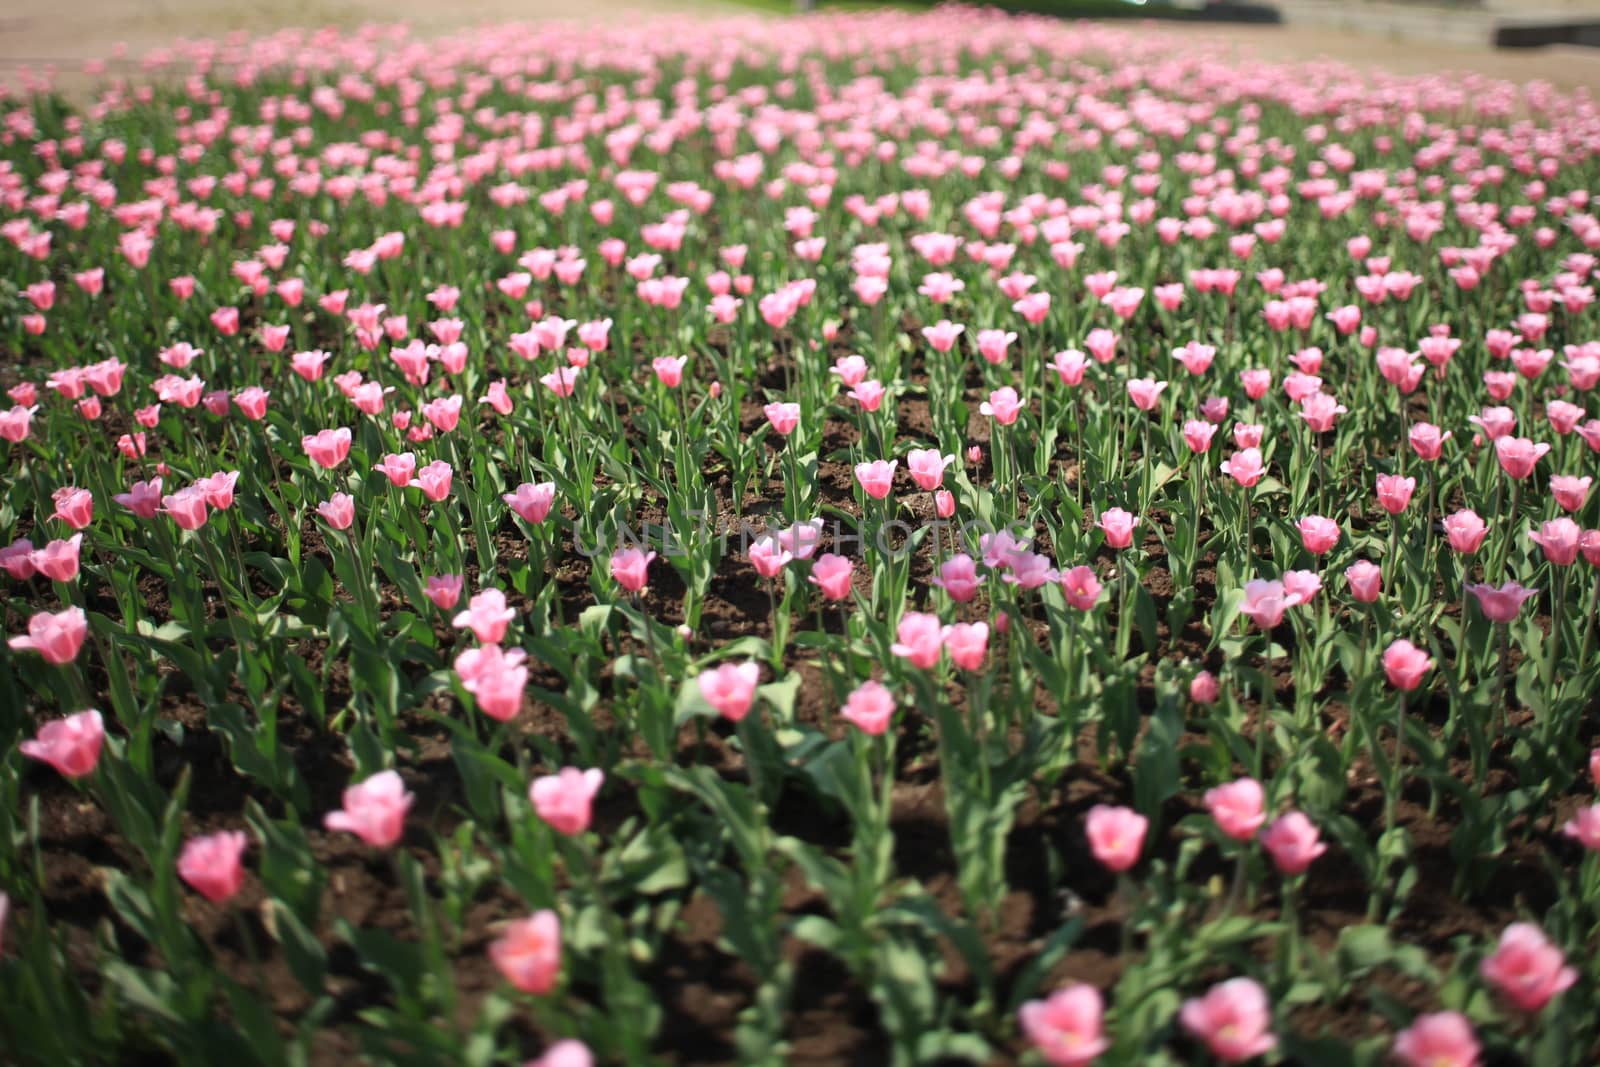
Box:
[1545, 567, 1568, 699]
[1388, 693, 1406, 838]
[1578, 573, 1600, 674]
[233, 909, 266, 999]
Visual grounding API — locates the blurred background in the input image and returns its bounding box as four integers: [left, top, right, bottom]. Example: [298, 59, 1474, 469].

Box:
[2, 0, 1599, 90]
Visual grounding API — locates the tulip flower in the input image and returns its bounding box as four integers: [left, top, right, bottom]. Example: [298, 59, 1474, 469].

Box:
[1393, 1012, 1480, 1067]
[1382, 639, 1434, 690]
[807, 553, 854, 601]
[1466, 581, 1539, 623]
[1019, 984, 1108, 1067]
[1240, 579, 1302, 631]
[698, 661, 761, 722]
[19, 709, 104, 778]
[453, 589, 517, 644]
[1260, 812, 1326, 875]
[610, 548, 655, 594]
[9, 606, 89, 665]
[840, 680, 896, 736]
[1205, 778, 1266, 842]
[1059, 565, 1103, 611]
[1096, 508, 1138, 549]
[177, 831, 250, 904]
[1562, 804, 1600, 852]
[906, 448, 955, 491]
[891, 612, 945, 669]
[1085, 805, 1147, 872]
[323, 770, 413, 848]
[1179, 978, 1277, 1062]
[490, 910, 562, 994]
[530, 768, 604, 836]
[1479, 923, 1577, 1013]
[854, 460, 897, 500]
[504, 482, 557, 524]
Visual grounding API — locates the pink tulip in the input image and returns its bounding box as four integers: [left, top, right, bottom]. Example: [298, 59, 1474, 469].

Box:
[1299, 390, 1347, 432]
[764, 402, 802, 437]
[371, 453, 414, 487]
[698, 661, 761, 722]
[932, 555, 984, 603]
[1086, 804, 1147, 872]
[0, 538, 36, 579]
[1393, 1012, 1480, 1067]
[1383, 639, 1434, 690]
[505, 482, 557, 524]
[1183, 419, 1218, 454]
[415, 460, 454, 503]
[1375, 474, 1416, 515]
[1051, 350, 1088, 387]
[854, 460, 898, 500]
[1443, 510, 1488, 554]
[808, 553, 854, 601]
[891, 612, 945, 669]
[1220, 448, 1265, 488]
[114, 480, 163, 519]
[610, 548, 656, 593]
[652, 355, 688, 387]
[177, 831, 249, 904]
[1060, 565, 1103, 611]
[1495, 436, 1550, 480]
[906, 449, 955, 491]
[980, 387, 1022, 425]
[921, 320, 964, 352]
[455, 645, 528, 722]
[453, 588, 517, 644]
[530, 767, 604, 836]
[301, 427, 352, 469]
[944, 622, 989, 671]
[749, 537, 794, 579]
[1345, 561, 1383, 603]
[840, 680, 896, 736]
[976, 329, 1016, 365]
[1126, 377, 1167, 411]
[323, 770, 413, 848]
[849, 380, 887, 412]
[1019, 984, 1108, 1067]
[1528, 518, 1581, 566]
[490, 910, 562, 994]
[1240, 579, 1302, 630]
[1260, 811, 1327, 875]
[51, 487, 94, 529]
[935, 490, 956, 518]
[9, 606, 89, 665]
[424, 575, 464, 611]
[1180, 979, 1277, 1062]
[1467, 581, 1540, 623]
[1206, 778, 1266, 841]
[1562, 804, 1600, 852]
[1190, 671, 1220, 705]
[19, 708, 103, 778]
[1550, 475, 1592, 513]
[31, 534, 82, 583]
[1296, 516, 1340, 556]
[1480, 923, 1577, 1013]
[317, 493, 356, 530]
[775, 519, 824, 561]
[528, 1041, 591, 1067]
[1097, 508, 1138, 549]
[1409, 423, 1452, 461]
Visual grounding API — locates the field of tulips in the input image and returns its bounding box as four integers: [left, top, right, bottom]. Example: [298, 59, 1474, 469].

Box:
[2, 7, 1599, 1065]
